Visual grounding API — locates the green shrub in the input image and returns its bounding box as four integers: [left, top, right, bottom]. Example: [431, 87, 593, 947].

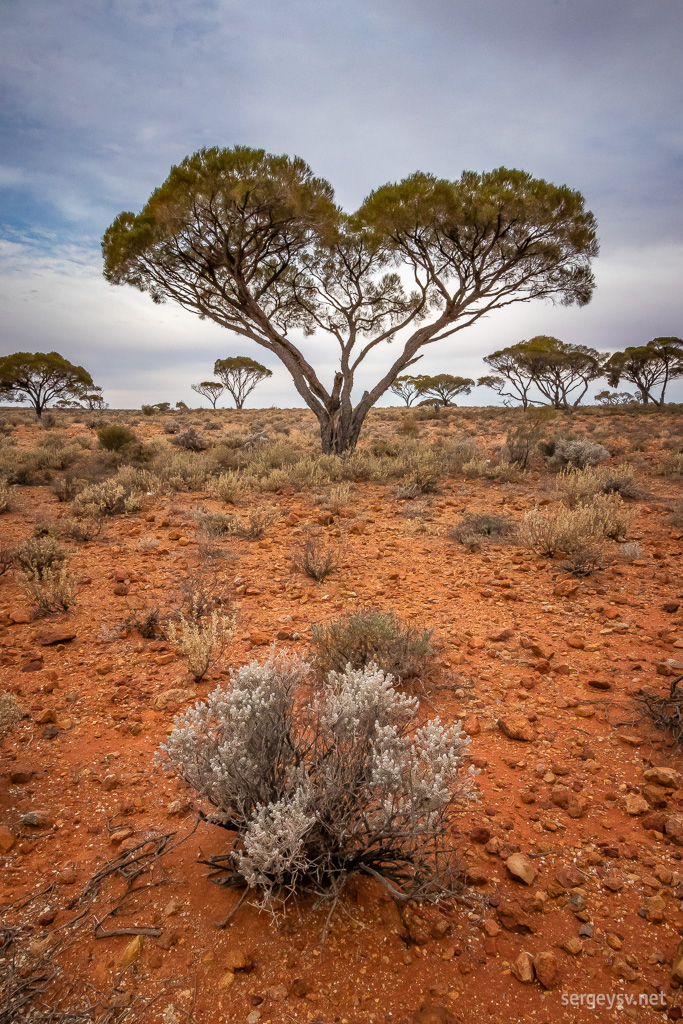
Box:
[97, 424, 138, 451]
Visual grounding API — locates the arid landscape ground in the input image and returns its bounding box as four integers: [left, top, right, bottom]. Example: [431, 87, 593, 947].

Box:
[2, 402, 683, 1024]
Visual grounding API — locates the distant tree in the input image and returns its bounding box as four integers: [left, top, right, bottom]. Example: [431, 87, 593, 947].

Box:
[390, 375, 421, 406]
[0, 351, 95, 419]
[479, 346, 543, 409]
[77, 385, 108, 411]
[191, 380, 224, 409]
[413, 373, 474, 406]
[484, 337, 603, 410]
[141, 402, 171, 415]
[213, 356, 272, 409]
[176, 400, 189, 410]
[103, 146, 598, 453]
[519, 336, 604, 409]
[605, 338, 683, 406]
[595, 389, 639, 406]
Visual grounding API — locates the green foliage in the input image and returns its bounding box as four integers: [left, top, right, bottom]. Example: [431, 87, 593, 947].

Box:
[214, 357, 272, 409]
[103, 148, 597, 452]
[483, 337, 604, 409]
[411, 373, 474, 406]
[0, 351, 95, 418]
[605, 338, 683, 406]
[191, 381, 224, 408]
[97, 424, 137, 451]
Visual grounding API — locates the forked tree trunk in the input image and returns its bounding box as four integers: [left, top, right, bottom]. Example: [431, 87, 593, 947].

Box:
[318, 410, 364, 455]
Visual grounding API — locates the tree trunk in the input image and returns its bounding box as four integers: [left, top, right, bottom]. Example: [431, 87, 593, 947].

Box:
[318, 406, 364, 455]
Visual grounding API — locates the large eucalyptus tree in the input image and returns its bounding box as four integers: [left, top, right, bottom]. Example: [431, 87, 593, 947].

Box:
[103, 146, 598, 453]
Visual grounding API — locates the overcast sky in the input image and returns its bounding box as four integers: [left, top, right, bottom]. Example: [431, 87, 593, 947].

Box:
[1, 0, 682, 408]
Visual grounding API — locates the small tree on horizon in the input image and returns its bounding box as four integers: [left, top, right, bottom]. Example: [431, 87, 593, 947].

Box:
[0, 351, 95, 419]
[479, 337, 604, 409]
[413, 373, 474, 407]
[103, 146, 598, 453]
[605, 338, 683, 406]
[516, 336, 605, 409]
[389, 375, 421, 406]
[213, 356, 272, 409]
[595, 389, 639, 406]
[191, 380, 224, 408]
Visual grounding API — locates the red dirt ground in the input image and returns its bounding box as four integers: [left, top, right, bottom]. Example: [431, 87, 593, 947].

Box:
[2, 408, 683, 1023]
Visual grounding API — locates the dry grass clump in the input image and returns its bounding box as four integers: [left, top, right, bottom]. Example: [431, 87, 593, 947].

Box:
[221, 505, 280, 540]
[171, 427, 209, 452]
[291, 533, 342, 582]
[0, 442, 79, 485]
[11, 536, 65, 574]
[315, 482, 352, 514]
[311, 608, 434, 681]
[0, 690, 25, 733]
[518, 494, 633, 568]
[661, 452, 683, 477]
[71, 479, 143, 518]
[0, 478, 12, 513]
[448, 512, 516, 549]
[461, 457, 488, 479]
[19, 565, 77, 615]
[167, 609, 234, 681]
[557, 464, 640, 506]
[61, 516, 103, 542]
[160, 654, 476, 912]
[210, 470, 243, 504]
[618, 541, 643, 562]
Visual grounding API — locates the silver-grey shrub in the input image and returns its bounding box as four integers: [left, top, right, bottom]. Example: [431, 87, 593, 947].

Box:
[160, 654, 476, 910]
[550, 438, 610, 469]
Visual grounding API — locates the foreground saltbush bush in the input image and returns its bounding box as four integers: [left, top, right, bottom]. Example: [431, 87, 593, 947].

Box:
[311, 608, 434, 681]
[160, 655, 476, 909]
[11, 536, 65, 574]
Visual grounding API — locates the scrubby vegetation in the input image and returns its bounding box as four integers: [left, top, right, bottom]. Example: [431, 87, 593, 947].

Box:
[160, 655, 476, 911]
[311, 608, 434, 681]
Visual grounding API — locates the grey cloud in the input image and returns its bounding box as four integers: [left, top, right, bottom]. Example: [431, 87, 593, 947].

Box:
[0, 0, 681, 406]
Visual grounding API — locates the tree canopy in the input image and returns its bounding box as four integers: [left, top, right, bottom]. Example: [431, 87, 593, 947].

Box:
[389, 375, 421, 406]
[213, 356, 272, 409]
[479, 337, 604, 409]
[605, 338, 683, 406]
[412, 373, 474, 406]
[103, 145, 598, 451]
[0, 351, 95, 418]
[191, 380, 224, 408]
